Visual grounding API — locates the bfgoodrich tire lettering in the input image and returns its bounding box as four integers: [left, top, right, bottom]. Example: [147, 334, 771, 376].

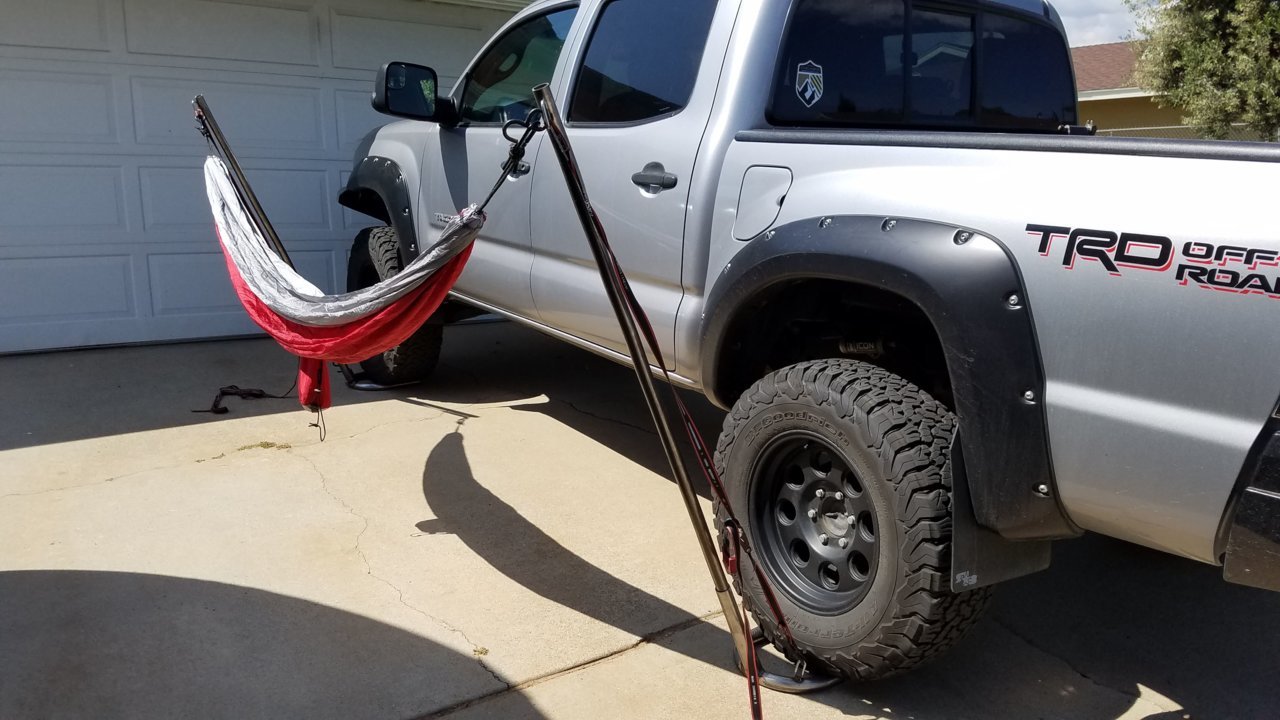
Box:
[714, 359, 991, 680]
[345, 226, 443, 385]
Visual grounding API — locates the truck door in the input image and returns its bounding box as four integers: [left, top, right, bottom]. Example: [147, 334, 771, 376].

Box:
[528, 0, 724, 367]
[422, 5, 577, 317]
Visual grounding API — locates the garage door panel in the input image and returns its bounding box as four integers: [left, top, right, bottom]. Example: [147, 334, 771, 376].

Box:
[124, 0, 317, 66]
[0, 166, 128, 231]
[139, 167, 213, 233]
[244, 170, 332, 233]
[0, 255, 134, 323]
[147, 252, 243, 316]
[132, 77, 328, 152]
[335, 88, 389, 153]
[148, 249, 337, 319]
[330, 9, 485, 74]
[0, 0, 111, 53]
[0, 70, 118, 144]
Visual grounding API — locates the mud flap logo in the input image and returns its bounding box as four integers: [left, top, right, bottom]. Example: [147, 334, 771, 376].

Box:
[796, 61, 824, 108]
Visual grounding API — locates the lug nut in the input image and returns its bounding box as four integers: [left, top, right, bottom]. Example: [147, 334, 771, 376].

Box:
[834, 491, 844, 501]
[818, 533, 829, 545]
[815, 489, 826, 499]
[838, 538, 849, 549]
[807, 509, 818, 520]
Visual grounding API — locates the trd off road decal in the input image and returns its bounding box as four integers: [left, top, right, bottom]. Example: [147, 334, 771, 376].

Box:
[796, 61, 824, 108]
[1026, 223, 1280, 299]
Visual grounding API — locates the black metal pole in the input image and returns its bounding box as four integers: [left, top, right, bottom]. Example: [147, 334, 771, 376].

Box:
[530, 84, 755, 671]
[194, 95, 294, 269]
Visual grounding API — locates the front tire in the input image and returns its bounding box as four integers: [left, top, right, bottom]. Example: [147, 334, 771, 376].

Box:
[714, 359, 990, 680]
[345, 226, 443, 385]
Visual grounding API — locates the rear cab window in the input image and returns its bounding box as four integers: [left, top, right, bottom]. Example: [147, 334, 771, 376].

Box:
[770, 0, 1076, 132]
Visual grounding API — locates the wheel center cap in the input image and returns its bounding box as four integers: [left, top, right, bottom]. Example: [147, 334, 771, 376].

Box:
[818, 504, 850, 537]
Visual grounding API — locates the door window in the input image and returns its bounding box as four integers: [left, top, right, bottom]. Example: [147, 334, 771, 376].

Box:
[567, 0, 717, 124]
[459, 7, 577, 124]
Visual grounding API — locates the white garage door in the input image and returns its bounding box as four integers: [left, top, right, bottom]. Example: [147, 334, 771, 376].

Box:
[0, 0, 518, 353]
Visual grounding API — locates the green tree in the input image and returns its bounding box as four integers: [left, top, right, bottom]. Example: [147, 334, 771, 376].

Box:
[1128, 0, 1280, 140]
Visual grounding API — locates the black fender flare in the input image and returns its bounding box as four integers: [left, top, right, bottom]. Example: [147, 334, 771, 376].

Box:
[700, 215, 1078, 541]
[338, 156, 418, 265]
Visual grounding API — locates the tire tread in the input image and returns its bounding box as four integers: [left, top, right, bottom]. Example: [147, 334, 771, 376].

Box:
[714, 358, 992, 681]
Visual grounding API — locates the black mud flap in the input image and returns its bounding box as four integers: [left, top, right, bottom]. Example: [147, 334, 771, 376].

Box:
[950, 436, 1052, 591]
[1223, 429, 1280, 592]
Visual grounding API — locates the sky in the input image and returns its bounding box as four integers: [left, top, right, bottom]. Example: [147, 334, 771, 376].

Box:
[1053, 0, 1138, 47]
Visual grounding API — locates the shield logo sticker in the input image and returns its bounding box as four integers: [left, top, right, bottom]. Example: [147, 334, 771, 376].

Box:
[796, 60, 824, 108]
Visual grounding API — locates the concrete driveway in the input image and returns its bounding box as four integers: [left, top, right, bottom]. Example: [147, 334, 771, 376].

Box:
[1, 321, 1276, 719]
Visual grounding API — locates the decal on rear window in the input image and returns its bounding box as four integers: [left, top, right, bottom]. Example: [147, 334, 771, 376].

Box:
[795, 60, 824, 108]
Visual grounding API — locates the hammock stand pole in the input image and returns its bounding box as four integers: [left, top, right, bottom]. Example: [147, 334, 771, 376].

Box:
[194, 95, 295, 270]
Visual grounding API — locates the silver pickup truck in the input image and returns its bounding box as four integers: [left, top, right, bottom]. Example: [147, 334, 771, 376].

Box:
[339, 0, 1280, 681]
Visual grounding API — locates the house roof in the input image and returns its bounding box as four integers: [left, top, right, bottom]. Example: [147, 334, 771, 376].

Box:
[1071, 41, 1139, 93]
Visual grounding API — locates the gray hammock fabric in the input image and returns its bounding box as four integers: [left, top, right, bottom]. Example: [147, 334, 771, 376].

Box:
[204, 156, 483, 328]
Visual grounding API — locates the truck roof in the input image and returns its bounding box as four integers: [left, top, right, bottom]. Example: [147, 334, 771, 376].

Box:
[518, 0, 1069, 40]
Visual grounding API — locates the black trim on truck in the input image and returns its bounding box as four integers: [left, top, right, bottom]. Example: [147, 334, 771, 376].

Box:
[736, 128, 1280, 164]
[1222, 410, 1280, 592]
[701, 215, 1079, 541]
[338, 156, 419, 265]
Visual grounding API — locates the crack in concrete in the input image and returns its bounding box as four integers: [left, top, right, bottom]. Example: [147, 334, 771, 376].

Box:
[0, 478, 116, 500]
[990, 616, 1152, 705]
[562, 399, 657, 436]
[294, 452, 508, 690]
[0, 458, 202, 501]
[420, 610, 725, 719]
[336, 412, 444, 443]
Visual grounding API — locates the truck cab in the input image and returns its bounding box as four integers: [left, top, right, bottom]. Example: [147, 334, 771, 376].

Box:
[339, 0, 1280, 682]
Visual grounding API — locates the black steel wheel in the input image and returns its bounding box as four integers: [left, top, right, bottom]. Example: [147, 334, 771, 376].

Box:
[753, 432, 879, 615]
[715, 359, 992, 681]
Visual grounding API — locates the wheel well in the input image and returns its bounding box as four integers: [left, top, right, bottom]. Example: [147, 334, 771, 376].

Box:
[338, 187, 391, 225]
[713, 280, 953, 409]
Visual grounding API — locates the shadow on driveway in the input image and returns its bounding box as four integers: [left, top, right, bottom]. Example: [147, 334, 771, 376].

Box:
[415, 337, 1280, 719]
[0, 570, 537, 720]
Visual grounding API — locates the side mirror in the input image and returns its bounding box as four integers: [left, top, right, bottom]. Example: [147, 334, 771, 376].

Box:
[372, 62, 447, 122]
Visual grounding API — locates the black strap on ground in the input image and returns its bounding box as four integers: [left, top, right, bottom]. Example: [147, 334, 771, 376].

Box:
[533, 84, 821, 718]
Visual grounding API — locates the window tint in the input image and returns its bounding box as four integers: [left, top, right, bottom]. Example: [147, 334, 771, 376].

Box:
[771, 0, 1076, 131]
[568, 0, 717, 123]
[979, 13, 1077, 129]
[771, 0, 907, 125]
[909, 9, 974, 119]
[460, 7, 576, 124]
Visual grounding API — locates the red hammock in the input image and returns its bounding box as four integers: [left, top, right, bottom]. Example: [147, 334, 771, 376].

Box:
[217, 226, 472, 410]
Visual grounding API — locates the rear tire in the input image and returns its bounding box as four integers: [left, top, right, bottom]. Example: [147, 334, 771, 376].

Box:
[714, 359, 991, 680]
[345, 226, 443, 385]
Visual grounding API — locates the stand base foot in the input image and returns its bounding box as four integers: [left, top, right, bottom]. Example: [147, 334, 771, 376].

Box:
[734, 626, 843, 694]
